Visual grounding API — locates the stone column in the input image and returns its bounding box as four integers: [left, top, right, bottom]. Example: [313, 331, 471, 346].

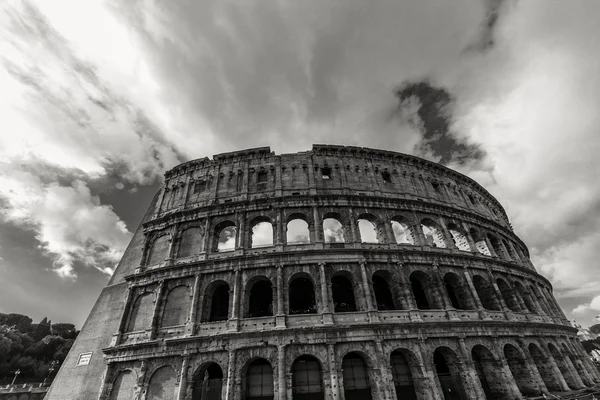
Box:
[166, 227, 177, 262]
[518, 340, 550, 395]
[312, 206, 323, 245]
[412, 222, 426, 246]
[558, 351, 586, 389]
[347, 207, 360, 245]
[319, 262, 333, 325]
[278, 345, 287, 400]
[150, 280, 166, 340]
[543, 350, 571, 392]
[488, 270, 512, 319]
[397, 263, 421, 322]
[492, 350, 524, 400]
[136, 360, 149, 400]
[508, 278, 528, 313]
[359, 261, 375, 312]
[276, 264, 286, 328]
[177, 355, 190, 400]
[415, 340, 443, 400]
[462, 223, 478, 253]
[188, 274, 201, 335]
[228, 268, 241, 331]
[458, 338, 487, 400]
[112, 284, 135, 346]
[225, 350, 237, 400]
[374, 340, 394, 400]
[462, 268, 488, 320]
[327, 343, 341, 400]
[202, 216, 211, 253]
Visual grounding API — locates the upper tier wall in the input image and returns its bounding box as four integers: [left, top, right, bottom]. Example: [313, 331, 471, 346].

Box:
[157, 145, 510, 229]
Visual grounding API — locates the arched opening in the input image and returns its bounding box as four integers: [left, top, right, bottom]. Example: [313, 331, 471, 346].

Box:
[246, 279, 273, 318]
[443, 273, 472, 310]
[178, 227, 203, 258]
[372, 273, 396, 310]
[433, 348, 467, 400]
[471, 345, 509, 399]
[496, 278, 520, 312]
[529, 343, 562, 392]
[214, 222, 236, 252]
[291, 355, 324, 400]
[192, 363, 223, 400]
[470, 228, 491, 256]
[246, 358, 274, 400]
[391, 218, 416, 245]
[202, 281, 229, 322]
[109, 370, 136, 400]
[146, 234, 169, 266]
[472, 275, 501, 311]
[390, 350, 417, 400]
[289, 277, 317, 315]
[358, 218, 379, 243]
[251, 220, 274, 248]
[287, 218, 310, 244]
[160, 285, 191, 327]
[421, 220, 447, 248]
[530, 286, 551, 315]
[488, 234, 507, 259]
[147, 366, 178, 400]
[342, 352, 373, 400]
[548, 344, 579, 389]
[514, 282, 537, 314]
[331, 274, 357, 312]
[563, 343, 592, 387]
[410, 271, 441, 310]
[447, 224, 471, 251]
[323, 217, 345, 243]
[127, 293, 154, 332]
[503, 240, 520, 261]
[504, 344, 541, 396]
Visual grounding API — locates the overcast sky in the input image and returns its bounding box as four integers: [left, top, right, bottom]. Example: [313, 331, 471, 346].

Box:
[1, 0, 599, 329]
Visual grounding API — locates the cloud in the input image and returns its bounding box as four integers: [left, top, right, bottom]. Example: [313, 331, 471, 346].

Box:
[572, 295, 600, 316]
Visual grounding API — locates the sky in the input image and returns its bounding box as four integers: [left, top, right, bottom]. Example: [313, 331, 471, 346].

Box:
[1, 0, 599, 329]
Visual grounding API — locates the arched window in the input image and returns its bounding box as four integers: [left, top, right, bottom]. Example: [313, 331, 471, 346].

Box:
[331, 275, 357, 312]
[147, 366, 178, 400]
[372, 273, 396, 310]
[358, 219, 379, 243]
[548, 344, 579, 390]
[472, 275, 501, 311]
[246, 359, 274, 400]
[178, 227, 203, 258]
[323, 217, 345, 243]
[433, 348, 468, 400]
[504, 344, 541, 397]
[410, 271, 441, 310]
[472, 345, 509, 399]
[342, 353, 373, 400]
[160, 285, 191, 327]
[214, 222, 236, 252]
[251, 220, 273, 248]
[202, 281, 229, 322]
[246, 279, 273, 318]
[291, 356, 324, 400]
[503, 240, 520, 261]
[287, 218, 310, 244]
[127, 293, 154, 332]
[146, 234, 169, 265]
[443, 273, 472, 310]
[390, 351, 417, 400]
[514, 282, 537, 314]
[421, 220, 447, 248]
[192, 363, 223, 400]
[488, 234, 507, 259]
[496, 279, 520, 312]
[529, 344, 562, 392]
[447, 224, 471, 251]
[109, 370, 136, 400]
[391, 219, 415, 245]
[289, 277, 317, 315]
[470, 228, 491, 256]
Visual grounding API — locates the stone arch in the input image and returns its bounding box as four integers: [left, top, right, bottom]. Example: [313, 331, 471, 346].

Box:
[290, 355, 325, 400]
[331, 271, 358, 312]
[433, 347, 468, 400]
[213, 220, 236, 252]
[443, 272, 473, 310]
[471, 344, 511, 399]
[390, 349, 419, 400]
[341, 351, 374, 400]
[322, 212, 345, 243]
[496, 278, 520, 312]
[472, 275, 501, 311]
[250, 216, 274, 248]
[447, 223, 471, 251]
[528, 343, 562, 391]
[529, 285, 551, 315]
[561, 343, 593, 386]
[390, 216, 416, 245]
[409, 271, 441, 310]
[547, 343, 579, 389]
[421, 219, 447, 248]
[245, 358, 275, 400]
[504, 343, 541, 396]
[127, 292, 154, 332]
[488, 234, 508, 259]
[109, 369, 136, 400]
[201, 280, 230, 322]
[177, 226, 203, 258]
[191, 362, 224, 400]
[357, 213, 386, 244]
[289, 274, 317, 315]
[146, 234, 170, 266]
[245, 276, 274, 318]
[286, 213, 311, 244]
[160, 285, 191, 328]
[514, 281, 537, 313]
[503, 240, 520, 262]
[372, 270, 397, 310]
[146, 365, 178, 400]
[469, 228, 491, 256]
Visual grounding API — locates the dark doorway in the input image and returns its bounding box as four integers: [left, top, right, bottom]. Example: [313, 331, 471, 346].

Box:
[373, 275, 396, 310]
[246, 359, 274, 400]
[289, 277, 317, 315]
[247, 280, 273, 317]
[209, 283, 229, 321]
[292, 355, 325, 400]
[342, 353, 373, 400]
[410, 274, 430, 310]
[192, 363, 223, 400]
[434, 349, 467, 400]
[332, 275, 357, 312]
[390, 351, 417, 400]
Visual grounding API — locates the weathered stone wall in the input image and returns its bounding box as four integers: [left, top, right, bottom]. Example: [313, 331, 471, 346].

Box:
[49, 145, 599, 400]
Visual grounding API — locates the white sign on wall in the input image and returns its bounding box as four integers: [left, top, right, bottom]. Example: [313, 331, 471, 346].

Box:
[76, 352, 93, 366]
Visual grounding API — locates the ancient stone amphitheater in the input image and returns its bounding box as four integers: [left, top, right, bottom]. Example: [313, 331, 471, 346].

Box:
[47, 145, 600, 400]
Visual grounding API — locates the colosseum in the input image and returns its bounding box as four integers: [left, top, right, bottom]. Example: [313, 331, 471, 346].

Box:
[47, 145, 600, 400]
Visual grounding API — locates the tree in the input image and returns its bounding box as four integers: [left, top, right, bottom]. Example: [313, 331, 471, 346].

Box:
[0, 313, 33, 332]
[589, 323, 600, 335]
[32, 318, 51, 342]
[51, 323, 78, 339]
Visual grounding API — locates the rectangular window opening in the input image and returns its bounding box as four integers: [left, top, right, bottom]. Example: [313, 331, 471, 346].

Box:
[321, 166, 331, 180]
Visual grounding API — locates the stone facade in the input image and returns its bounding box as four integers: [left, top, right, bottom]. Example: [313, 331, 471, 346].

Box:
[47, 145, 600, 400]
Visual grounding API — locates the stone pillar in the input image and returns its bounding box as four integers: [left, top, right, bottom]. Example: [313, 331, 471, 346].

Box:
[188, 274, 201, 335]
[166, 227, 177, 261]
[276, 264, 286, 328]
[518, 341, 550, 395]
[319, 262, 333, 325]
[415, 340, 443, 400]
[397, 262, 421, 322]
[493, 352, 524, 399]
[177, 355, 189, 400]
[359, 261, 375, 311]
[431, 263, 450, 311]
[112, 284, 135, 346]
[348, 207, 360, 245]
[462, 223, 478, 253]
[313, 206, 323, 244]
[558, 351, 586, 389]
[413, 222, 426, 246]
[150, 280, 166, 339]
[136, 359, 149, 400]
[236, 211, 246, 250]
[508, 278, 528, 313]
[225, 350, 237, 400]
[278, 345, 287, 400]
[202, 216, 211, 253]
[327, 343, 341, 400]
[228, 268, 241, 331]
[462, 268, 488, 320]
[488, 270, 512, 319]
[543, 351, 571, 391]
[458, 338, 487, 400]
[374, 340, 394, 400]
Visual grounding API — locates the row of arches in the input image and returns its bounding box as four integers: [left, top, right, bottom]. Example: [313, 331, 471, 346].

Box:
[107, 339, 598, 400]
[124, 266, 562, 335]
[143, 212, 528, 267]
